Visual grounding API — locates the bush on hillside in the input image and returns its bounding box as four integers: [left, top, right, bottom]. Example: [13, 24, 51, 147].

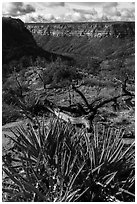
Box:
[2, 103, 21, 125]
[86, 58, 101, 75]
[100, 58, 135, 80]
[34, 56, 48, 68]
[3, 57, 32, 79]
[42, 60, 82, 87]
[3, 71, 30, 106]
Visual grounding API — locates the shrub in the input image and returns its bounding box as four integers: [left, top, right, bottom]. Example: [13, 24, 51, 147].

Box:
[2, 103, 21, 125]
[34, 56, 48, 68]
[19, 56, 31, 68]
[86, 58, 101, 75]
[42, 60, 82, 87]
[3, 119, 135, 202]
[3, 70, 30, 104]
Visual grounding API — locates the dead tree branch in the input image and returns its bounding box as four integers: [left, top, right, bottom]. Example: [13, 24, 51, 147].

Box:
[15, 76, 134, 130]
[72, 84, 90, 109]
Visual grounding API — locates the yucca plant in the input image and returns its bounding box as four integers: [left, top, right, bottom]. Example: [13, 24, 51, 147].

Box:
[79, 125, 135, 201]
[2, 118, 86, 201]
[2, 118, 135, 202]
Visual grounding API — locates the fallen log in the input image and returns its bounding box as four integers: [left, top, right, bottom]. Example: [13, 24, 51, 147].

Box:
[52, 108, 91, 129]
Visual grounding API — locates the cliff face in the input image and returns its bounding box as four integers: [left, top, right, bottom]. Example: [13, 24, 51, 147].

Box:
[25, 21, 135, 72]
[26, 22, 135, 38]
[25, 22, 135, 64]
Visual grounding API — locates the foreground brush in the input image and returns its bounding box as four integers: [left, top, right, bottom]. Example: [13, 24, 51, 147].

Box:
[2, 118, 135, 202]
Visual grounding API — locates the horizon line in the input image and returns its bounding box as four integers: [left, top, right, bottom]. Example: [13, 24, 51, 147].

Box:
[2, 17, 135, 24]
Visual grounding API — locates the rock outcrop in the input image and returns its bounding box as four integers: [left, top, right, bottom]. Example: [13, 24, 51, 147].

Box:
[26, 22, 135, 38]
[24, 22, 135, 69]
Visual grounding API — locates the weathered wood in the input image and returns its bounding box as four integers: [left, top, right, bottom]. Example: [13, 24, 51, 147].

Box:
[72, 84, 90, 109]
[52, 108, 91, 129]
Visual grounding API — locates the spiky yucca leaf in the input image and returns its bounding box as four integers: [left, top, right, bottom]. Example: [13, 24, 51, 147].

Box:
[81, 124, 135, 201]
[3, 119, 135, 202]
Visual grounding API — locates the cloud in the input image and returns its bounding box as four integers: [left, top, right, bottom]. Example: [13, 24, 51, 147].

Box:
[71, 3, 121, 21]
[3, 2, 35, 17]
[61, 11, 98, 23]
[68, 8, 99, 22]
[102, 3, 134, 21]
[67, 2, 124, 22]
[70, 12, 86, 22]
[101, 15, 110, 22]
[103, 7, 121, 17]
[2, 2, 135, 23]
[102, 2, 121, 17]
[69, 2, 118, 8]
[70, 2, 105, 6]
[103, 2, 118, 9]
[72, 8, 98, 16]
[120, 8, 135, 21]
[41, 2, 65, 7]
[22, 13, 56, 23]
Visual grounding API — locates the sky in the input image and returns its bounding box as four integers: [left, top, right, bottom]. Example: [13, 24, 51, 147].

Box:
[2, 1, 135, 23]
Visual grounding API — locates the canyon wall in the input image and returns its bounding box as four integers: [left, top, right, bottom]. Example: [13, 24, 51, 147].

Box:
[26, 22, 135, 38]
